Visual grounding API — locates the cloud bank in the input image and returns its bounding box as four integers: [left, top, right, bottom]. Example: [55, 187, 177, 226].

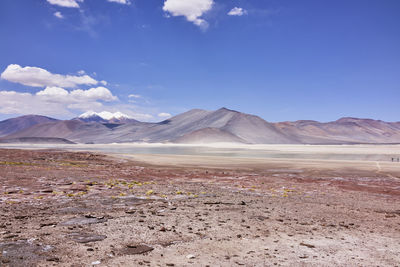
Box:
[0, 64, 119, 117]
[0, 86, 117, 117]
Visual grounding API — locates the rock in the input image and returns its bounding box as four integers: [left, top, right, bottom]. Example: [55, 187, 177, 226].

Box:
[0, 240, 51, 265]
[204, 201, 234, 205]
[67, 233, 107, 243]
[91, 260, 101, 265]
[186, 254, 196, 259]
[124, 244, 154, 255]
[300, 242, 315, 248]
[40, 189, 54, 193]
[40, 222, 57, 228]
[4, 234, 18, 239]
[60, 216, 107, 226]
[4, 189, 19, 194]
[253, 216, 268, 221]
[125, 209, 136, 214]
[14, 215, 28, 220]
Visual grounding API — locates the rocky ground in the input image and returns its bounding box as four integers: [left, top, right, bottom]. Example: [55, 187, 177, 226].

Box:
[0, 148, 399, 266]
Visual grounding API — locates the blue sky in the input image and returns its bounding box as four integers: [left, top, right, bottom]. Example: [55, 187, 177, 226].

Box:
[0, 0, 399, 122]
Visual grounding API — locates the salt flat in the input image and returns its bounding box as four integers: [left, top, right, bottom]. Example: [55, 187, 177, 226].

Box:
[1, 143, 399, 160]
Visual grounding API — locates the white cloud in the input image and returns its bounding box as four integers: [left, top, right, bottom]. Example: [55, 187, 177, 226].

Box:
[1, 64, 98, 88]
[54, 11, 64, 19]
[128, 94, 141, 99]
[36, 86, 69, 97]
[0, 86, 118, 118]
[132, 113, 154, 121]
[67, 102, 103, 111]
[36, 86, 117, 103]
[163, 0, 214, 29]
[158, 112, 171, 118]
[100, 80, 108, 86]
[70, 87, 118, 101]
[77, 70, 86, 75]
[47, 0, 83, 8]
[228, 7, 247, 16]
[107, 0, 131, 5]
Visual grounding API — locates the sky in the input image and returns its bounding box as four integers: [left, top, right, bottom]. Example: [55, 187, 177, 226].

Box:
[0, 0, 399, 122]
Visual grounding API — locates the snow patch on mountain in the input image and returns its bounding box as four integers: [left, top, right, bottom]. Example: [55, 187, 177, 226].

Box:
[78, 111, 132, 120]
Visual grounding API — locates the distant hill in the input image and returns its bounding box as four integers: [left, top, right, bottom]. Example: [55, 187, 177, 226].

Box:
[1, 108, 399, 144]
[4, 119, 117, 144]
[275, 117, 400, 144]
[0, 115, 58, 137]
[0, 137, 75, 144]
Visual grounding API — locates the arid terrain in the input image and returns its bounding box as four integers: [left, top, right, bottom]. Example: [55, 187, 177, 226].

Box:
[0, 147, 400, 266]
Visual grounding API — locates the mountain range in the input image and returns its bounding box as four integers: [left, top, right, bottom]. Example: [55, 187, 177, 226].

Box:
[0, 108, 399, 144]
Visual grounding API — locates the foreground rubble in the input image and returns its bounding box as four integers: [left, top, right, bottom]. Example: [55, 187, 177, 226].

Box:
[0, 149, 399, 266]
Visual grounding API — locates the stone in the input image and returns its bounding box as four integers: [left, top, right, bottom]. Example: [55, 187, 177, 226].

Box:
[60, 216, 107, 226]
[124, 244, 154, 255]
[67, 233, 107, 243]
[300, 242, 315, 248]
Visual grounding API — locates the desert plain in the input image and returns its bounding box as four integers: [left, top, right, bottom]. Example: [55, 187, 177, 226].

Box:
[0, 144, 399, 266]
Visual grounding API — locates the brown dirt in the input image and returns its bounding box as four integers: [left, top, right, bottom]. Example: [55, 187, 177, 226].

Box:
[0, 148, 399, 266]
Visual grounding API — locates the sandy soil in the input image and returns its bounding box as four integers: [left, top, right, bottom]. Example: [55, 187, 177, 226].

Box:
[0, 148, 399, 266]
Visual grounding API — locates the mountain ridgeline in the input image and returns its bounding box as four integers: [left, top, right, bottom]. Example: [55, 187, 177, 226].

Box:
[0, 108, 400, 144]
[0, 115, 58, 137]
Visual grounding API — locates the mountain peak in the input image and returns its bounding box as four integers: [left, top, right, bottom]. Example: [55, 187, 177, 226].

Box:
[216, 107, 239, 113]
[77, 111, 136, 123]
[78, 111, 98, 119]
[78, 111, 132, 120]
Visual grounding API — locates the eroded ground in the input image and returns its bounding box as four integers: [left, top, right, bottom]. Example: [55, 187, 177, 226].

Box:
[0, 148, 399, 266]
